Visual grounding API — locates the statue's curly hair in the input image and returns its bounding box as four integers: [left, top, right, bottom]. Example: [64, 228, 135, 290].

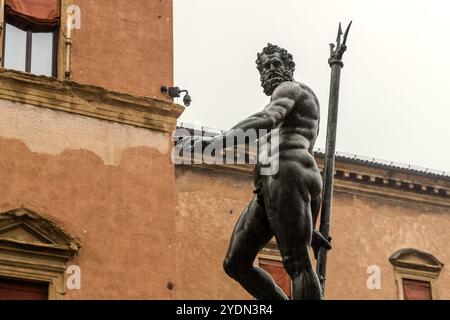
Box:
[256, 43, 296, 73]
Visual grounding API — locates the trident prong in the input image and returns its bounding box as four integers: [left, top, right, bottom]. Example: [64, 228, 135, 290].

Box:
[329, 21, 352, 63]
[329, 43, 335, 58]
[336, 23, 343, 47]
[342, 21, 353, 46]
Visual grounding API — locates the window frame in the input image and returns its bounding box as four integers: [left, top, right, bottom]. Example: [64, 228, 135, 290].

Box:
[0, 253, 66, 300]
[393, 267, 438, 300]
[0, 0, 71, 79]
[2, 18, 59, 76]
[0, 208, 80, 300]
[256, 238, 293, 298]
[389, 248, 444, 300]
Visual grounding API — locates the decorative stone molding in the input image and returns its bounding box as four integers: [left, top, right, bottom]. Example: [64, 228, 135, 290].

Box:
[0, 208, 80, 299]
[389, 248, 443, 274]
[389, 248, 444, 300]
[174, 125, 449, 206]
[0, 69, 184, 133]
[176, 156, 450, 208]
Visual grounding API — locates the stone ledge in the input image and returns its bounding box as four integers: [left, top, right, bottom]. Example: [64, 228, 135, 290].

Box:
[176, 159, 450, 208]
[0, 69, 184, 133]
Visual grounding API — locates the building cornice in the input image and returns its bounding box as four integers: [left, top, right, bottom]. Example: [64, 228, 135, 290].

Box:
[0, 69, 184, 133]
[176, 156, 450, 208]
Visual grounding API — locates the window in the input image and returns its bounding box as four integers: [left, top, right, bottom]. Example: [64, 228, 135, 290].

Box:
[1, 0, 60, 77]
[259, 258, 292, 299]
[0, 277, 48, 300]
[389, 248, 444, 300]
[3, 22, 58, 76]
[402, 278, 432, 300]
[0, 208, 80, 300]
[257, 238, 292, 299]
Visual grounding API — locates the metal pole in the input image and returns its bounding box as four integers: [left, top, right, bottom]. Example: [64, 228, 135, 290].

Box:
[65, 13, 73, 79]
[316, 21, 352, 296]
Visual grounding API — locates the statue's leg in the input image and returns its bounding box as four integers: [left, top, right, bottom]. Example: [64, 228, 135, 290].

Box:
[223, 195, 288, 300]
[264, 164, 322, 300]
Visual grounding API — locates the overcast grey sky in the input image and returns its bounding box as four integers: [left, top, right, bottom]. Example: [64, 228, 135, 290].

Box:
[174, 0, 450, 172]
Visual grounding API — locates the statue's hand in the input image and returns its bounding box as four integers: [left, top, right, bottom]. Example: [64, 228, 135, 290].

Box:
[311, 230, 332, 259]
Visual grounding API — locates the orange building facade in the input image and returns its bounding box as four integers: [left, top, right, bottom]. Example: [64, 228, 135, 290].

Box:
[175, 151, 449, 300]
[0, 0, 448, 300]
[0, 0, 182, 299]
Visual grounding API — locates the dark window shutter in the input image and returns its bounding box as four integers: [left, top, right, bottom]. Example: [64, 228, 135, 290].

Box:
[402, 278, 432, 300]
[259, 259, 291, 298]
[0, 277, 48, 300]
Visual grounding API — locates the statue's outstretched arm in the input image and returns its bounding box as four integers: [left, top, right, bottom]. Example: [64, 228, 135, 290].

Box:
[209, 82, 303, 149]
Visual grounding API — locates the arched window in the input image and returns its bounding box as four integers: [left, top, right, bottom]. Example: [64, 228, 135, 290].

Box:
[0, 208, 80, 300]
[389, 248, 444, 300]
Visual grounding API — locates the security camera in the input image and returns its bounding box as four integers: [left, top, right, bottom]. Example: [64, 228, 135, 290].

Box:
[160, 86, 192, 107]
[183, 93, 192, 107]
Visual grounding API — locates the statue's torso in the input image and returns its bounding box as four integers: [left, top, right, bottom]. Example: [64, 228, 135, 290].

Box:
[258, 81, 320, 164]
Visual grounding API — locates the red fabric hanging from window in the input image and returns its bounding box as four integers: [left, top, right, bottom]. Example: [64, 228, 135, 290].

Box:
[5, 0, 60, 32]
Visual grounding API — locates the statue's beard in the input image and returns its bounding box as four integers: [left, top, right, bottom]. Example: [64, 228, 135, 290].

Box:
[261, 69, 293, 96]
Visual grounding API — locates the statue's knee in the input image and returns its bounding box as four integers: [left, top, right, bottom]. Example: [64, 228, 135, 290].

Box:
[224, 257, 249, 280]
[223, 257, 238, 278]
[282, 255, 311, 277]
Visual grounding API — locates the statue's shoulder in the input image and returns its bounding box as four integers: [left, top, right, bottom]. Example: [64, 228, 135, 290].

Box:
[275, 81, 319, 107]
[295, 81, 320, 105]
[273, 81, 301, 99]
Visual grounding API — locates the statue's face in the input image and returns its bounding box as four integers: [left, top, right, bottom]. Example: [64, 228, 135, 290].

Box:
[259, 52, 292, 96]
